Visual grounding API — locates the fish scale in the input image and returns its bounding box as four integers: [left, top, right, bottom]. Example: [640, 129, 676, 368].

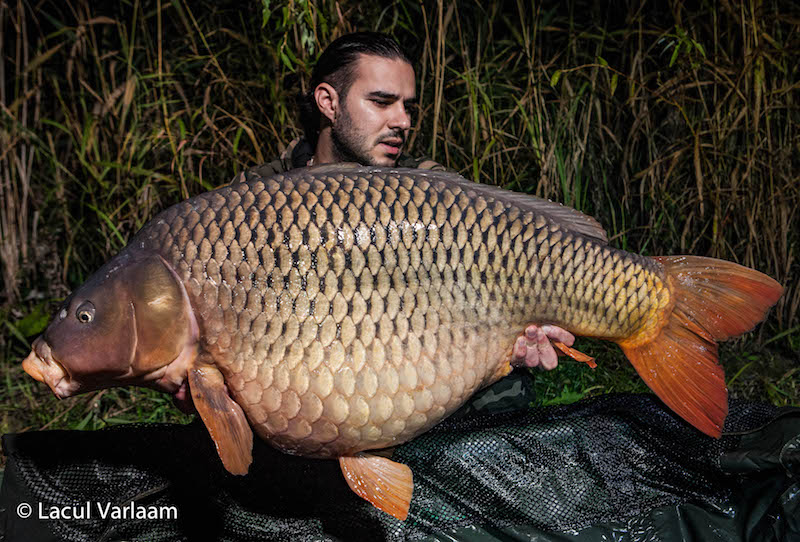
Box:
[137, 166, 667, 457]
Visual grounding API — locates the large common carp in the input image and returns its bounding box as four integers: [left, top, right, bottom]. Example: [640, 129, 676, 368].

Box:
[22, 164, 782, 520]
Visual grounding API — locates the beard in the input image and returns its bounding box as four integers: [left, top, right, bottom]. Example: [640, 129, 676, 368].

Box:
[331, 104, 404, 166]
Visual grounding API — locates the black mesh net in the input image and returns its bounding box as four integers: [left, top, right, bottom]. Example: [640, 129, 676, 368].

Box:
[2, 373, 799, 542]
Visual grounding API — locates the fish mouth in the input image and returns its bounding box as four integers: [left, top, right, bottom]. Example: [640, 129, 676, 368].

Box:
[22, 337, 80, 399]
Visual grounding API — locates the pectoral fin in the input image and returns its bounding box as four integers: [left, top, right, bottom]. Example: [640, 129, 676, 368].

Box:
[189, 363, 253, 475]
[339, 453, 413, 521]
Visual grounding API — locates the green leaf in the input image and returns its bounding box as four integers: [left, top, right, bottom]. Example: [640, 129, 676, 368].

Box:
[15, 303, 52, 337]
[597, 55, 608, 67]
[550, 70, 561, 87]
[88, 204, 126, 248]
[283, 45, 300, 65]
[669, 43, 680, 67]
[763, 325, 800, 346]
[693, 40, 706, 58]
[279, 50, 294, 71]
[726, 362, 753, 386]
[5, 321, 28, 345]
[610, 73, 619, 95]
[542, 389, 585, 406]
[261, 0, 271, 28]
[75, 411, 94, 430]
[232, 126, 244, 154]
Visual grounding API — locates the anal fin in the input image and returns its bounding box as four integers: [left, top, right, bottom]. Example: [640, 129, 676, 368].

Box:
[339, 453, 413, 521]
[189, 363, 253, 475]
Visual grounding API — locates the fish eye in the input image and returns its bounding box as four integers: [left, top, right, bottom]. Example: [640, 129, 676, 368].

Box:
[76, 301, 95, 324]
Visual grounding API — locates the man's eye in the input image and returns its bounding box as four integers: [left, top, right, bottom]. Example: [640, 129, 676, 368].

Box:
[372, 99, 391, 107]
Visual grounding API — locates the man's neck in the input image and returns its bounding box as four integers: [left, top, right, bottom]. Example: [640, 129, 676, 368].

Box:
[312, 128, 336, 166]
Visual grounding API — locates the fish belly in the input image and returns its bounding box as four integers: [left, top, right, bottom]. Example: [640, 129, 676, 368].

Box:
[138, 167, 670, 457]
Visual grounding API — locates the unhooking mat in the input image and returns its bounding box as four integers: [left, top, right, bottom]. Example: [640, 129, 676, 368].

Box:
[1, 372, 798, 541]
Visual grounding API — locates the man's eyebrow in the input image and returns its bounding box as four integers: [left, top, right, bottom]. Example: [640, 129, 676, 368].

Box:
[366, 91, 417, 104]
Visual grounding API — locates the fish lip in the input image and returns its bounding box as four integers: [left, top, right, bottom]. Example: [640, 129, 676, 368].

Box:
[23, 338, 78, 399]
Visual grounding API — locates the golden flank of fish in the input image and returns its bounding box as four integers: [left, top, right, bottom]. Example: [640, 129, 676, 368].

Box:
[22, 164, 783, 520]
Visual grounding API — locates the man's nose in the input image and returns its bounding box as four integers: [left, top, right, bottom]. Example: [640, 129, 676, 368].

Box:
[388, 103, 411, 131]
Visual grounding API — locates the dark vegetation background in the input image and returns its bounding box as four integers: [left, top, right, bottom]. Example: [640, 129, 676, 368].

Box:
[1, 0, 798, 441]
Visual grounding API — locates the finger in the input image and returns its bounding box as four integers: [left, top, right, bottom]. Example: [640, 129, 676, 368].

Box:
[535, 329, 559, 370]
[540, 325, 575, 347]
[524, 328, 547, 367]
[522, 337, 542, 368]
[539, 345, 558, 370]
[511, 336, 532, 367]
[524, 325, 540, 340]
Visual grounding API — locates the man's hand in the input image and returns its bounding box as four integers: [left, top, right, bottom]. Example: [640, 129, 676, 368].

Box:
[511, 325, 575, 370]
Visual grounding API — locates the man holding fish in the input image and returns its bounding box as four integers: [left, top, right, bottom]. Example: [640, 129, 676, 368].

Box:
[247, 31, 575, 372]
[21, 30, 781, 522]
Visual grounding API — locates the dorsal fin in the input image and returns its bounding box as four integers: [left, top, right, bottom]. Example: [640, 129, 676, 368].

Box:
[360, 166, 609, 244]
[285, 165, 609, 244]
[427, 171, 609, 244]
[306, 162, 363, 174]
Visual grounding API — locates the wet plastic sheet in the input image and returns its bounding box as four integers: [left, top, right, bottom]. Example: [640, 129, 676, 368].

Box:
[1, 382, 798, 541]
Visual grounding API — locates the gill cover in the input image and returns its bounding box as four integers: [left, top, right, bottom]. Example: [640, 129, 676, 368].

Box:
[127, 254, 193, 374]
[40, 251, 191, 388]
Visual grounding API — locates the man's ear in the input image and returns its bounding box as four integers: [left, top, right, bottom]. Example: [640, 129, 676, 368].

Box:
[314, 82, 339, 123]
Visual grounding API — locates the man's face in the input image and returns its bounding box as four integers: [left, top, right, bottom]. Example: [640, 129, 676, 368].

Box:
[331, 55, 416, 167]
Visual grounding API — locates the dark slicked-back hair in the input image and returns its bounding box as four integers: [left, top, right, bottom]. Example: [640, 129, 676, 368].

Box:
[299, 32, 412, 148]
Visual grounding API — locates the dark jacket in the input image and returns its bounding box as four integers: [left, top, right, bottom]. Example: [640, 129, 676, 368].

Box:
[243, 138, 447, 181]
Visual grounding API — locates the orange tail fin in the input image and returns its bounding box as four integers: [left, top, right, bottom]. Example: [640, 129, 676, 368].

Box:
[619, 256, 782, 438]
